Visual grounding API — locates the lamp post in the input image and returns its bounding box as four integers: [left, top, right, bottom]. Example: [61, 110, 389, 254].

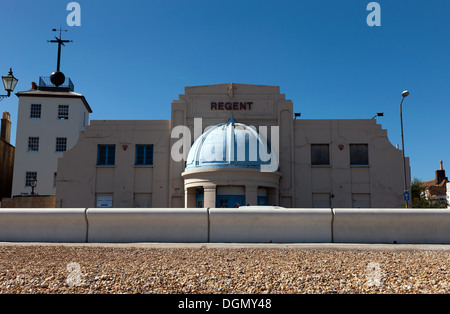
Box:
[400, 90, 410, 208]
[29, 178, 37, 196]
[372, 112, 384, 119]
[0, 68, 19, 102]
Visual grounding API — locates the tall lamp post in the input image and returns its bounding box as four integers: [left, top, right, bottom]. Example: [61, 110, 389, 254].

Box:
[400, 90, 410, 208]
[0, 68, 19, 102]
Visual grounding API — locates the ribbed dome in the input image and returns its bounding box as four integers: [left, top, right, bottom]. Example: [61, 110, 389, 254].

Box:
[185, 115, 276, 171]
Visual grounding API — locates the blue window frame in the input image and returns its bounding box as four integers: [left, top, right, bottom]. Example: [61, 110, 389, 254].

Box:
[135, 144, 154, 166]
[97, 144, 115, 166]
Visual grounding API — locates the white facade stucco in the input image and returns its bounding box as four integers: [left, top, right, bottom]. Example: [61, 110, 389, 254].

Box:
[56, 83, 410, 209]
[12, 89, 91, 197]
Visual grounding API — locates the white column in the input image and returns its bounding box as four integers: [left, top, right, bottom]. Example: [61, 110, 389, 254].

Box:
[203, 185, 216, 208]
[245, 185, 258, 206]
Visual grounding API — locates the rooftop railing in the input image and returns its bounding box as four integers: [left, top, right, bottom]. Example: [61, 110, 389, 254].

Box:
[38, 76, 74, 92]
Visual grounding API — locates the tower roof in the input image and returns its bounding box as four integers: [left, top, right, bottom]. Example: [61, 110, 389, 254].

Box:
[15, 89, 92, 113]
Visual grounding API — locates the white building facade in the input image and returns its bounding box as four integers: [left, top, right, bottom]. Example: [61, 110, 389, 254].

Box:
[12, 79, 92, 197]
[56, 83, 410, 209]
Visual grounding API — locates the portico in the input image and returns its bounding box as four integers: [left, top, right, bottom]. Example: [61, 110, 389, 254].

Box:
[181, 114, 281, 208]
[183, 168, 281, 208]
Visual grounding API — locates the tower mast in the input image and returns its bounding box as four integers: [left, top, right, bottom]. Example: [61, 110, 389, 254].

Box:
[48, 27, 72, 86]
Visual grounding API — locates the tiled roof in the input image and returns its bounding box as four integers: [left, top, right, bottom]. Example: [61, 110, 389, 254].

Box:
[427, 185, 447, 198]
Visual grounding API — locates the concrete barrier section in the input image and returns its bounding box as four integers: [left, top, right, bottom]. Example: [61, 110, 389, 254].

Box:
[1, 207, 449, 244]
[209, 208, 333, 243]
[333, 208, 450, 244]
[86, 208, 209, 243]
[0, 208, 87, 243]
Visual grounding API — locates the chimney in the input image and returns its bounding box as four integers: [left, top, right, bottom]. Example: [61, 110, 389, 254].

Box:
[1, 112, 12, 143]
[436, 160, 447, 185]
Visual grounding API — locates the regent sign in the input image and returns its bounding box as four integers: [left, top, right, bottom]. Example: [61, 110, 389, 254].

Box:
[211, 102, 253, 111]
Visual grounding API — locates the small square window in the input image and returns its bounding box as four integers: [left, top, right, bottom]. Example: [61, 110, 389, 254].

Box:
[56, 137, 67, 152]
[350, 144, 369, 165]
[135, 144, 154, 166]
[30, 104, 41, 119]
[311, 144, 330, 165]
[97, 144, 116, 166]
[28, 137, 39, 152]
[58, 105, 69, 120]
[25, 172, 37, 187]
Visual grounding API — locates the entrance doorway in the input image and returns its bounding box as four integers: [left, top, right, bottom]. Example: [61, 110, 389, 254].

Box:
[216, 186, 245, 208]
[195, 188, 204, 208]
[216, 195, 246, 208]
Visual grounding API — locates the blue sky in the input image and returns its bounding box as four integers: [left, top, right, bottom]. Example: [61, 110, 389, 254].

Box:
[1, 0, 449, 182]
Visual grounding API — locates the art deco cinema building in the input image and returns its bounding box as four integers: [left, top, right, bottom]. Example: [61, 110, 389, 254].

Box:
[55, 83, 409, 209]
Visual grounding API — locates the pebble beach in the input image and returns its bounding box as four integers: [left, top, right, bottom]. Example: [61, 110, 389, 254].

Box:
[1, 243, 449, 294]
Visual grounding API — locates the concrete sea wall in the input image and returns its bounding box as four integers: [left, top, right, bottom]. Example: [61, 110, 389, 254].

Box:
[0, 207, 449, 244]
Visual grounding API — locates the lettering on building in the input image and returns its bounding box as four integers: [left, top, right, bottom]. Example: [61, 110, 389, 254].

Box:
[211, 102, 253, 111]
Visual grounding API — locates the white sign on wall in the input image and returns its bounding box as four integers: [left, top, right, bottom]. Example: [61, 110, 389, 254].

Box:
[97, 196, 113, 208]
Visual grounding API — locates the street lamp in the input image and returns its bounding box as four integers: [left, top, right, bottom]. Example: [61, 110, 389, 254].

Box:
[29, 177, 37, 196]
[400, 90, 410, 208]
[372, 112, 384, 119]
[1, 68, 19, 102]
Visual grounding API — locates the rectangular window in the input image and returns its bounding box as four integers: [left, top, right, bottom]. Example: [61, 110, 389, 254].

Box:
[30, 104, 41, 118]
[350, 144, 369, 165]
[28, 137, 39, 152]
[58, 105, 69, 120]
[312, 193, 331, 208]
[311, 144, 330, 165]
[25, 172, 37, 187]
[135, 144, 154, 166]
[352, 193, 371, 208]
[56, 137, 67, 152]
[133, 193, 152, 208]
[54, 172, 57, 188]
[97, 144, 116, 166]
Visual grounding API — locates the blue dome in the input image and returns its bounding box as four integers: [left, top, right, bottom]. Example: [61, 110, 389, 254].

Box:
[185, 115, 276, 171]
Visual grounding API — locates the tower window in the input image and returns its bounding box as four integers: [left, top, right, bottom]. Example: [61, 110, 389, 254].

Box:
[30, 104, 42, 118]
[58, 105, 69, 120]
[56, 137, 67, 152]
[25, 172, 37, 187]
[28, 137, 40, 152]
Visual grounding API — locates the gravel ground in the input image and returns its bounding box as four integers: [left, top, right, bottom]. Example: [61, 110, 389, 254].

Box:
[0, 244, 450, 294]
